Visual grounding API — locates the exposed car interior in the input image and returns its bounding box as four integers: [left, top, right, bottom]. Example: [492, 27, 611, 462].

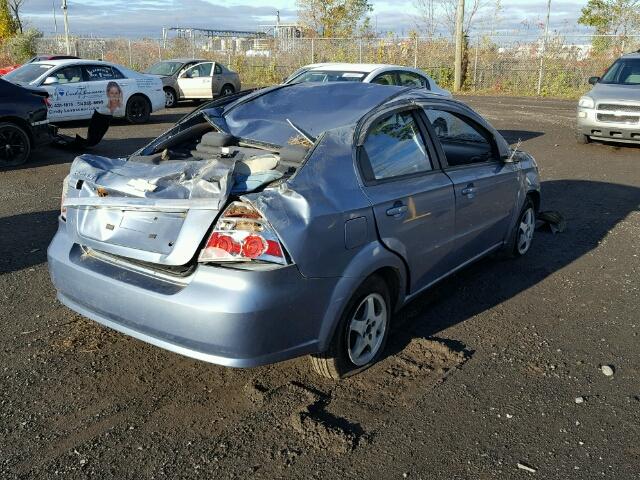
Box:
[133, 113, 309, 194]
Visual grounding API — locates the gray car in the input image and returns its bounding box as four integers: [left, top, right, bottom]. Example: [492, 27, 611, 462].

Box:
[48, 83, 540, 378]
[145, 58, 207, 107]
[577, 51, 640, 145]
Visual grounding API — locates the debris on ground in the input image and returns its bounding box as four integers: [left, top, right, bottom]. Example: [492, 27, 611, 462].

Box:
[601, 365, 615, 377]
[517, 462, 537, 473]
[536, 210, 566, 234]
[575, 396, 585, 404]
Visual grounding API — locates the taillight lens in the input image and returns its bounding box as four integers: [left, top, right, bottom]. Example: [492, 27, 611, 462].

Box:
[198, 201, 288, 265]
[60, 175, 70, 220]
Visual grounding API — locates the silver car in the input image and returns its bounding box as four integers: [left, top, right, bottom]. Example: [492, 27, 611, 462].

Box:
[145, 58, 207, 107]
[284, 62, 452, 97]
[577, 51, 640, 145]
[145, 59, 241, 107]
[48, 83, 540, 378]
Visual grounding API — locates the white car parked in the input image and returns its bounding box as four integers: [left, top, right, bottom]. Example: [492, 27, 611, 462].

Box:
[284, 63, 452, 97]
[4, 59, 165, 123]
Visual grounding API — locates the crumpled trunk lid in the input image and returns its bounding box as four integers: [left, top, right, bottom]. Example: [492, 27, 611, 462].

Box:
[63, 154, 235, 266]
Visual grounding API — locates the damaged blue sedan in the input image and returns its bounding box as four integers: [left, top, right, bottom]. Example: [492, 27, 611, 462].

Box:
[48, 82, 540, 378]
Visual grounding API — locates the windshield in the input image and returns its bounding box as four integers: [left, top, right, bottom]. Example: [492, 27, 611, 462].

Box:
[4, 63, 53, 84]
[221, 82, 402, 146]
[289, 70, 366, 84]
[600, 58, 640, 85]
[144, 61, 183, 76]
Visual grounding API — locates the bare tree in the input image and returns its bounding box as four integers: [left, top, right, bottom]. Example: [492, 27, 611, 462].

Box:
[9, 0, 25, 34]
[414, 0, 486, 37]
[414, 0, 438, 38]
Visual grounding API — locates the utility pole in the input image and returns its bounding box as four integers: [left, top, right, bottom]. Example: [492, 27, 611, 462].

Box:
[61, 0, 71, 55]
[536, 0, 551, 95]
[453, 0, 465, 92]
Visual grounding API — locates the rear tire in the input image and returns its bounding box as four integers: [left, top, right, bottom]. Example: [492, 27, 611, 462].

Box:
[126, 95, 151, 124]
[0, 122, 31, 168]
[220, 84, 235, 96]
[310, 275, 391, 379]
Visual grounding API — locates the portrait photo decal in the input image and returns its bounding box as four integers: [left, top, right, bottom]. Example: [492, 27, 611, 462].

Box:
[106, 81, 123, 115]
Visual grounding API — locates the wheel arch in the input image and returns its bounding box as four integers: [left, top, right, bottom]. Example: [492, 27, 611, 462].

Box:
[315, 242, 408, 352]
[527, 190, 541, 213]
[0, 117, 33, 142]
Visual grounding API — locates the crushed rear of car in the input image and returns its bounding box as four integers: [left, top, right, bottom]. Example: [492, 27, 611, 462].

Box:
[48, 83, 403, 369]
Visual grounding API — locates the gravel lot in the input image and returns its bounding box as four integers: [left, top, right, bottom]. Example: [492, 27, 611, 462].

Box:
[1, 97, 639, 479]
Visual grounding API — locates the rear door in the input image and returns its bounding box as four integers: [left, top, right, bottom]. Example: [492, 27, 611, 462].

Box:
[177, 62, 214, 99]
[81, 64, 129, 117]
[422, 107, 519, 263]
[358, 108, 456, 292]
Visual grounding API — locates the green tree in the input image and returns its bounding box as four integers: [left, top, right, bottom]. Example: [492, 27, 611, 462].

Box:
[296, 0, 373, 37]
[579, 0, 640, 36]
[0, 0, 17, 40]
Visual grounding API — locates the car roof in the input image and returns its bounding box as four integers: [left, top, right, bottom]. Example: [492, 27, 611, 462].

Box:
[29, 59, 113, 67]
[621, 51, 640, 59]
[301, 63, 424, 74]
[162, 58, 208, 63]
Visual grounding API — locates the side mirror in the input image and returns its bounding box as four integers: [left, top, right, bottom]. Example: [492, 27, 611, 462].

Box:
[42, 76, 58, 85]
[588, 76, 600, 85]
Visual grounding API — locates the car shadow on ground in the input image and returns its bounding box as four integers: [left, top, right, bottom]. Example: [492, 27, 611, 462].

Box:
[0, 210, 58, 274]
[6, 137, 156, 171]
[497, 129, 544, 144]
[382, 178, 640, 360]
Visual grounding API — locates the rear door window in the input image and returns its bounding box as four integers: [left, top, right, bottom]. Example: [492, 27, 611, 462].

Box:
[424, 109, 497, 167]
[362, 110, 433, 181]
[82, 65, 122, 81]
[371, 72, 397, 86]
[398, 71, 429, 88]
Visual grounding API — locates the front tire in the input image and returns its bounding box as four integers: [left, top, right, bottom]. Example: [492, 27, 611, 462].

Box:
[576, 132, 590, 144]
[310, 275, 391, 379]
[513, 198, 536, 257]
[164, 88, 177, 108]
[0, 122, 31, 168]
[126, 95, 151, 124]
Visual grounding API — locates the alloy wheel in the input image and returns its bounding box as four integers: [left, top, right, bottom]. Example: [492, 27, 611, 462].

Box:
[517, 207, 535, 255]
[347, 293, 388, 366]
[164, 90, 175, 107]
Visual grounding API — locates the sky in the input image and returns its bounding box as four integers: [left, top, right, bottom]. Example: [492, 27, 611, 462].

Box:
[20, 0, 591, 38]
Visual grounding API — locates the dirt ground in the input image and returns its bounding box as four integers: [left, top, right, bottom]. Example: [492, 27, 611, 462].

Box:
[1, 97, 639, 479]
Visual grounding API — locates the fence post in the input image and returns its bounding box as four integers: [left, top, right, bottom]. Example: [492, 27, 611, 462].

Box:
[128, 39, 132, 67]
[473, 36, 479, 91]
[621, 39, 626, 54]
[311, 38, 315, 63]
[536, 0, 551, 95]
[158, 42, 161, 61]
[414, 36, 418, 68]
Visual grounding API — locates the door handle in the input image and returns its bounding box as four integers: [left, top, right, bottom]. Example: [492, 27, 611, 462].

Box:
[461, 184, 476, 197]
[386, 205, 408, 217]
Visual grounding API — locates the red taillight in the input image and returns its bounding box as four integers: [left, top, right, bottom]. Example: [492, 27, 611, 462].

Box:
[199, 201, 287, 265]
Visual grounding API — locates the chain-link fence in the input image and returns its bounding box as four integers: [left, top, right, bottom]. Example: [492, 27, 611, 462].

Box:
[9, 33, 640, 98]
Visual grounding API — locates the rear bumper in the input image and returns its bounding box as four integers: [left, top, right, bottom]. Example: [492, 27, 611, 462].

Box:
[577, 108, 640, 143]
[47, 221, 339, 367]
